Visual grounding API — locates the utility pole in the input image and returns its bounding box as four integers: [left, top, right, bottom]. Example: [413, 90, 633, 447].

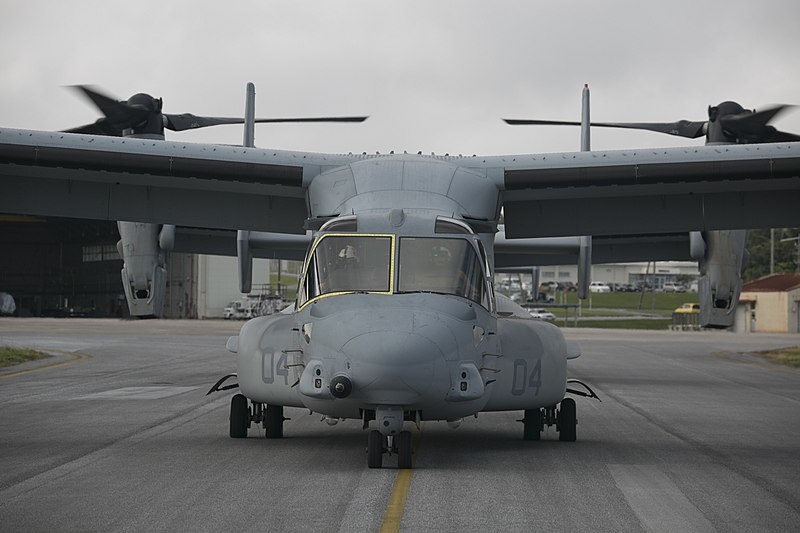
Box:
[770, 228, 775, 274]
[780, 235, 800, 273]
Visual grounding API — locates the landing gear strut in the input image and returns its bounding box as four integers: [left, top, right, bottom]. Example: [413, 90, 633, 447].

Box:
[521, 397, 577, 442]
[228, 394, 286, 439]
[367, 429, 413, 469]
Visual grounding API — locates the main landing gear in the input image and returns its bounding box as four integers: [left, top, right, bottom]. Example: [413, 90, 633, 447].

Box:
[522, 398, 577, 442]
[521, 381, 601, 442]
[229, 393, 286, 439]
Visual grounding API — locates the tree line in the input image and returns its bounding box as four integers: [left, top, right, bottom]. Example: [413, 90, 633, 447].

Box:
[744, 228, 800, 281]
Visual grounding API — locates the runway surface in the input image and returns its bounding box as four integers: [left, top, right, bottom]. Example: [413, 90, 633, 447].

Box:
[1, 318, 799, 532]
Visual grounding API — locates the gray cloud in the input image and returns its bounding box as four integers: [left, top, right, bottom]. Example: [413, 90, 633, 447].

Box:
[1, 0, 798, 155]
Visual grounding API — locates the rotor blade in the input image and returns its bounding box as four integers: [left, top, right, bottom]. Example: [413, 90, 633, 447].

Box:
[165, 113, 368, 131]
[504, 118, 707, 139]
[69, 85, 149, 130]
[761, 128, 800, 143]
[723, 104, 795, 129]
[719, 104, 798, 142]
[504, 119, 584, 126]
[62, 118, 121, 136]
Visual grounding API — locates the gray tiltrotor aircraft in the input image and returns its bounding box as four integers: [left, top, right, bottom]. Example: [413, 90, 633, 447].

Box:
[1, 84, 798, 468]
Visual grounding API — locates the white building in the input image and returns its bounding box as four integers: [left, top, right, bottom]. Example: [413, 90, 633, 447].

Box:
[739, 274, 800, 334]
[163, 254, 299, 319]
[529, 261, 699, 290]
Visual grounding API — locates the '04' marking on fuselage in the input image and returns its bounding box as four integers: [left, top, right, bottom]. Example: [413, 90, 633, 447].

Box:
[511, 358, 542, 396]
[262, 351, 289, 385]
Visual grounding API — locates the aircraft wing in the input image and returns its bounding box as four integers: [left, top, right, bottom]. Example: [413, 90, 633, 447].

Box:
[3, 128, 799, 239]
[173, 228, 311, 261]
[493, 232, 690, 268]
[0, 128, 358, 234]
[479, 143, 800, 238]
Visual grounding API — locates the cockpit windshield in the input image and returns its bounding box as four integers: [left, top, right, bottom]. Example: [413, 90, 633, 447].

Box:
[297, 234, 491, 310]
[297, 235, 393, 307]
[398, 237, 489, 308]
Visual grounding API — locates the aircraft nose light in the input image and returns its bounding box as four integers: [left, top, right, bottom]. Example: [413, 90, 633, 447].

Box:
[330, 374, 353, 399]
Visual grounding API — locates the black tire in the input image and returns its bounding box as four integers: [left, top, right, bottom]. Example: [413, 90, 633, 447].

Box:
[367, 430, 383, 469]
[558, 398, 577, 442]
[230, 394, 249, 438]
[523, 408, 542, 441]
[265, 404, 284, 439]
[397, 430, 413, 469]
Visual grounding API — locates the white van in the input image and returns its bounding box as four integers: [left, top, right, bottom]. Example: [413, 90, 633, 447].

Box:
[589, 281, 611, 293]
[662, 282, 686, 293]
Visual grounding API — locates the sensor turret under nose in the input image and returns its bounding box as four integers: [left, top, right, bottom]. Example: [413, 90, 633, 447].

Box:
[329, 374, 353, 398]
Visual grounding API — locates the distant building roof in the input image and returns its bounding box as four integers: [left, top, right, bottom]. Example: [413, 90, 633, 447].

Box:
[742, 274, 800, 292]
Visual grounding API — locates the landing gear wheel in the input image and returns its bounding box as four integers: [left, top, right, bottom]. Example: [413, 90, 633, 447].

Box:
[523, 408, 542, 441]
[229, 394, 248, 438]
[265, 404, 284, 439]
[367, 430, 384, 469]
[558, 398, 577, 442]
[397, 430, 413, 469]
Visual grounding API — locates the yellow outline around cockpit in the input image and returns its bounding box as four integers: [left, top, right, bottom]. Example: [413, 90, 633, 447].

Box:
[296, 233, 396, 312]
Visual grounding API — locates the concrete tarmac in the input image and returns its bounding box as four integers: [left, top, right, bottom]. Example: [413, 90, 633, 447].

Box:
[1, 318, 799, 532]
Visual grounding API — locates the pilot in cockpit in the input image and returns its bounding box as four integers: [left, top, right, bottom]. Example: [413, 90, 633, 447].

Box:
[338, 243, 359, 265]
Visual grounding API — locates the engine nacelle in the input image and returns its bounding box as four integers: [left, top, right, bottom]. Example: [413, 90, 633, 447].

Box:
[117, 221, 172, 317]
[693, 230, 748, 329]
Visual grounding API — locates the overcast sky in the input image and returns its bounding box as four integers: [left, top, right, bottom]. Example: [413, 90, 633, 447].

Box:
[1, 0, 799, 156]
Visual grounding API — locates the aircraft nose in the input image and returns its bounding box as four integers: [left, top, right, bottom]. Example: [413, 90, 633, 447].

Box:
[342, 330, 448, 404]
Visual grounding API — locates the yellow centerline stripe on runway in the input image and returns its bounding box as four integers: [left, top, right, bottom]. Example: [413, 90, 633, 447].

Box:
[0, 351, 91, 379]
[379, 423, 423, 533]
[380, 469, 413, 533]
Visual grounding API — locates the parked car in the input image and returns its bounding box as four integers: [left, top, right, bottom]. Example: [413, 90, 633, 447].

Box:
[608, 282, 631, 292]
[529, 292, 555, 304]
[663, 282, 686, 293]
[538, 281, 558, 292]
[559, 281, 577, 292]
[0, 292, 15, 316]
[674, 303, 700, 313]
[224, 300, 248, 319]
[589, 281, 611, 293]
[529, 308, 556, 321]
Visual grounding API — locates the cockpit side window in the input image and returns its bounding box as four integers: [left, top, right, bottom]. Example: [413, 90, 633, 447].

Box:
[297, 234, 393, 308]
[397, 237, 490, 309]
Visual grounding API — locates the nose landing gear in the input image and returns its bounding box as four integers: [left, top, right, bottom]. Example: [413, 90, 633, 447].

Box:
[367, 406, 414, 469]
[367, 429, 413, 469]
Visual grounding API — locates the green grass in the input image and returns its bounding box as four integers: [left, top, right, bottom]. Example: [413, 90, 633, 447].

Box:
[0, 346, 51, 368]
[525, 291, 697, 317]
[753, 347, 800, 368]
[562, 291, 697, 311]
[567, 318, 672, 330]
[517, 291, 698, 329]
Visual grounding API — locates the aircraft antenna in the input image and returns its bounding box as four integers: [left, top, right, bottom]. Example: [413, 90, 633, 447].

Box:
[578, 84, 592, 300]
[580, 84, 590, 151]
[243, 82, 256, 148]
